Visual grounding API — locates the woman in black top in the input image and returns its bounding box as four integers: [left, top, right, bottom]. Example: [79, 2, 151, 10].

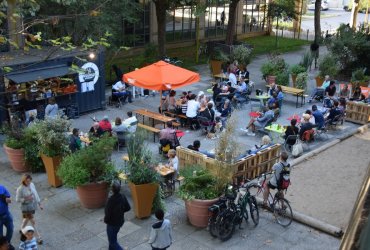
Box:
[284, 119, 299, 146]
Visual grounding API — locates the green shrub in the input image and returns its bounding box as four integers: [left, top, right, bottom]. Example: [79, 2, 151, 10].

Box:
[318, 54, 339, 78]
[261, 54, 288, 80]
[230, 45, 252, 66]
[296, 72, 308, 90]
[276, 71, 289, 86]
[57, 136, 116, 188]
[5, 137, 23, 149]
[351, 68, 369, 82]
[23, 125, 44, 172]
[290, 64, 306, 75]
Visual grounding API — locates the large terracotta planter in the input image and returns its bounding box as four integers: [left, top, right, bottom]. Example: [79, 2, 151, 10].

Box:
[291, 74, 297, 88]
[315, 76, 324, 87]
[185, 198, 219, 228]
[3, 145, 28, 172]
[76, 182, 109, 209]
[129, 182, 158, 219]
[40, 154, 62, 188]
[267, 75, 277, 84]
[210, 60, 222, 76]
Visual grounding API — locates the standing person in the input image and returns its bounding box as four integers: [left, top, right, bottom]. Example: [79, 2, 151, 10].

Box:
[0, 236, 11, 250]
[16, 175, 43, 245]
[148, 209, 172, 250]
[104, 182, 131, 250]
[0, 185, 13, 247]
[186, 94, 200, 130]
[220, 11, 225, 26]
[44, 98, 58, 119]
[19, 226, 37, 250]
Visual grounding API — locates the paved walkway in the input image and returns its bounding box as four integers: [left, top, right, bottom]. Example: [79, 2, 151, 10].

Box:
[0, 46, 351, 249]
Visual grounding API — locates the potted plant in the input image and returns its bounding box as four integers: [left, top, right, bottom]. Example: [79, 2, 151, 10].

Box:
[2, 122, 28, 172]
[261, 54, 288, 85]
[351, 68, 369, 87]
[126, 130, 161, 219]
[230, 45, 252, 70]
[34, 116, 71, 187]
[316, 54, 338, 87]
[178, 115, 237, 228]
[57, 136, 116, 209]
[23, 125, 44, 173]
[289, 64, 306, 87]
[295, 72, 308, 90]
[209, 48, 229, 76]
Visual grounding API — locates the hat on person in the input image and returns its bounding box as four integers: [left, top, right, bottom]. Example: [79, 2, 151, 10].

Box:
[22, 226, 34, 235]
[103, 115, 109, 120]
[302, 114, 310, 121]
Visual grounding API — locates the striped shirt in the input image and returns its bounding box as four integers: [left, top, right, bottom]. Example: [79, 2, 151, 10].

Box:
[19, 238, 38, 250]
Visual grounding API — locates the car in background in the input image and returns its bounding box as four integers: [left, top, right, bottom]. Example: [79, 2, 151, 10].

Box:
[308, 0, 329, 11]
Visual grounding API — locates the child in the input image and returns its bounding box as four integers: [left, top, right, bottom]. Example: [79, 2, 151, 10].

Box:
[19, 226, 38, 250]
[148, 209, 172, 250]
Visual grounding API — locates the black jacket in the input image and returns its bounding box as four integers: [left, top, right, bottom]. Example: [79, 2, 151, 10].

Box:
[104, 193, 131, 227]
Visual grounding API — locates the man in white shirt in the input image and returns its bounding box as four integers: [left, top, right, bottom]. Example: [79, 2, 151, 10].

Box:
[122, 111, 138, 133]
[186, 94, 200, 130]
[112, 81, 132, 103]
[228, 72, 237, 88]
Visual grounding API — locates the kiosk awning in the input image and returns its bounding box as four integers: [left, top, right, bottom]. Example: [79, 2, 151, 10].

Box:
[5, 64, 73, 83]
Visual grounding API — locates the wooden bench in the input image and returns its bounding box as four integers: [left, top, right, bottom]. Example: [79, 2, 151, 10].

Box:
[137, 123, 160, 142]
[163, 111, 188, 127]
[266, 85, 305, 108]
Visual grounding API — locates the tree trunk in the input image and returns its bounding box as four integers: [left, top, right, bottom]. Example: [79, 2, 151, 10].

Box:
[350, 0, 360, 30]
[225, 0, 240, 45]
[154, 0, 168, 57]
[314, 0, 322, 44]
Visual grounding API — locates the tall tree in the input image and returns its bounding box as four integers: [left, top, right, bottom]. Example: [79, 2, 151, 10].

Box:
[350, 0, 360, 29]
[153, 0, 170, 57]
[314, 0, 321, 43]
[225, 0, 241, 45]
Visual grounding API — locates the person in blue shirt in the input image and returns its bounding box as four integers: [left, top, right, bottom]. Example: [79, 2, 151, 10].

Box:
[312, 105, 325, 129]
[326, 100, 342, 124]
[0, 185, 14, 246]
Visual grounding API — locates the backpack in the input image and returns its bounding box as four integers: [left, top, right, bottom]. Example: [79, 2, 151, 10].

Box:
[278, 163, 291, 190]
[302, 129, 314, 142]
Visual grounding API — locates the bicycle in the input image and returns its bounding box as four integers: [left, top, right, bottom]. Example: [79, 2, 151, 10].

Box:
[248, 172, 293, 227]
[211, 182, 259, 241]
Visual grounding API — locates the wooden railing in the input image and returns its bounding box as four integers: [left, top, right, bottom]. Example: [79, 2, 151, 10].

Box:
[176, 144, 281, 182]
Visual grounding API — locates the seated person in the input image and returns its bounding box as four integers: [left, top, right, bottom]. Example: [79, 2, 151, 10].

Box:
[99, 116, 112, 133]
[187, 140, 215, 158]
[218, 99, 232, 128]
[350, 86, 366, 101]
[268, 82, 278, 96]
[299, 114, 314, 141]
[198, 103, 214, 130]
[245, 106, 275, 136]
[312, 105, 325, 129]
[233, 76, 248, 99]
[248, 135, 273, 155]
[338, 98, 346, 113]
[122, 111, 138, 133]
[308, 75, 330, 103]
[284, 119, 299, 147]
[326, 100, 343, 124]
[181, 98, 188, 115]
[180, 91, 188, 100]
[300, 110, 315, 124]
[339, 84, 350, 99]
[159, 121, 177, 148]
[112, 117, 127, 134]
[323, 81, 337, 108]
[89, 122, 104, 137]
[267, 91, 279, 109]
[112, 80, 132, 103]
[166, 149, 179, 180]
[69, 128, 82, 153]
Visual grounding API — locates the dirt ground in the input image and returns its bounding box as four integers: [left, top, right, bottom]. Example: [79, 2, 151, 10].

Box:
[287, 131, 370, 230]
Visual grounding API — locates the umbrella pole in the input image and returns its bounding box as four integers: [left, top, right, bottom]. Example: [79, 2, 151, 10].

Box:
[160, 90, 163, 114]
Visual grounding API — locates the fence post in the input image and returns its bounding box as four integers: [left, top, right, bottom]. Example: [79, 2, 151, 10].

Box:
[307, 29, 309, 41]
[281, 27, 284, 37]
[293, 29, 296, 39]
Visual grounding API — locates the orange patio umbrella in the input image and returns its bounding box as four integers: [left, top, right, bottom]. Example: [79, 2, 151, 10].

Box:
[123, 60, 200, 110]
[123, 60, 200, 91]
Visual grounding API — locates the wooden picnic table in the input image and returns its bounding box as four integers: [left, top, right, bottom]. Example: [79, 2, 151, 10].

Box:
[214, 73, 228, 81]
[266, 85, 305, 108]
[134, 109, 176, 128]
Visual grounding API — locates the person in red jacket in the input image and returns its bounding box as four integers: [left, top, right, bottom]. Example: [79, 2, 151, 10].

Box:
[99, 116, 112, 133]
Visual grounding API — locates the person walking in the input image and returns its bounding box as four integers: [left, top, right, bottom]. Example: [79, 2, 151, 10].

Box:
[148, 209, 172, 250]
[15, 175, 43, 245]
[0, 185, 14, 248]
[19, 226, 38, 250]
[104, 182, 131, 250]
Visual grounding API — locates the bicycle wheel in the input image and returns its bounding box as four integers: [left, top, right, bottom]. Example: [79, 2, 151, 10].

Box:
[249, 196, 259, 226]
[247, 183, 262, 197]
[218, 212, 235, 241]
[273, 197, 293, 227]
[208, 215, 218, 238]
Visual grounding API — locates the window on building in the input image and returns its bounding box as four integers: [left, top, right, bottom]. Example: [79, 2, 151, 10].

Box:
[166, 5, 196, 42]
[205, 0, 229, 38]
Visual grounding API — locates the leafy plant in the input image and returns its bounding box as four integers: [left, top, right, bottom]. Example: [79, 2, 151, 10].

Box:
[261, 54, 288, 80]
[296, 72, 308, 90]
[3, 121, 24, 149]
[290, 64, 306, 75]
[351, 68, 369, 83]
[57, 136, 116, 188]
[276, 71, 290, 86]
[34, 116, 71, 157]
[23, 125, 44, 172]
[299, 51, 313, 71]
[211, 48, 229, 62]
[126, 129, 159, 185]
[318, 54, 339, 78]
[230, 45, 252, 66]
